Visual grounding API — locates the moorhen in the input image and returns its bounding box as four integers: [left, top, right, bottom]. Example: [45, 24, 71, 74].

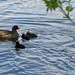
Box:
[15, 41, 25, 49]
[26, 30, 37, 38]
[0, 25, 21, 39]
[21, 33, 31, 40]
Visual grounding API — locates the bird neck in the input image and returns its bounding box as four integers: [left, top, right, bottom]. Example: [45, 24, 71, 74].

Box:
[27, 32, 30, 35]
[12, 29, 16, 31]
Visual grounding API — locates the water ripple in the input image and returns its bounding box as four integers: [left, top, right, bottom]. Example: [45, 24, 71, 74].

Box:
[0, 0, 75, 75]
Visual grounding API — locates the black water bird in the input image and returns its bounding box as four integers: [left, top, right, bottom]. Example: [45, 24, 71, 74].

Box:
[21, 33, 31, 40]
[26, 30, 37, 38]
[0, 25, 21, 39]
[15, 41, 25, 49]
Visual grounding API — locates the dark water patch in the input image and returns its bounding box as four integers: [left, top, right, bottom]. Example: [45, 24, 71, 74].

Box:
[0, 26, 11, 28]
[0, 0, 7, 1]
[1, 13, 8, 15]
[14, 2, 22, 5]
[24, 62, 44, 70]
[0, 67, 26, 75]
[3, 11, 14, 14]
[54, 64, 66, 71]
[0, 38, 18, 42]
[13, 12, 46, 16]
[57, 59, 74, 70]
[27, 56, 47, 65]
[69, 58, 75, 64]
[69, 44, 75, 48]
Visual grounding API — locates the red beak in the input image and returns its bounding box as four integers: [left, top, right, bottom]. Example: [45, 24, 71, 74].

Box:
[26, 30, 29, 32]
[18, 27, 21, 30]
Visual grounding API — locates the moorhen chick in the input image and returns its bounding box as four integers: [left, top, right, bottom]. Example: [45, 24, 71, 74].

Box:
[21, 33, 31, 40]
[15, 41, 25, 49]
[0, 25, 21, 39]
[26, 30, 37, 38]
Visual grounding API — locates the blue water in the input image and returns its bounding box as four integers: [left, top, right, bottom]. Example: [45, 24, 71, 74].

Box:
[0, 0, 75, 75]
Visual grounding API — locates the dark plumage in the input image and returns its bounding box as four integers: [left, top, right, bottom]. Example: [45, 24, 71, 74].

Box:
[21, 33, 31, 40]
[0, 25, 21, 39]
[15, 41, 25, 49]
[26, 30, 37, 38]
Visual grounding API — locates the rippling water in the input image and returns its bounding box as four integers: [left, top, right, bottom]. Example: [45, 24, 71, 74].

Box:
[0, 0, 75, 75]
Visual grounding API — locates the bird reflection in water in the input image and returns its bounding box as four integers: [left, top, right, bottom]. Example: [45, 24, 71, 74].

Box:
[0, 38, 18, 42]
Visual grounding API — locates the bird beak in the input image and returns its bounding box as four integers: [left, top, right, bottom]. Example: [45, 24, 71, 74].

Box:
[18, 27, 21, 30]
[26, 30, 29, 32]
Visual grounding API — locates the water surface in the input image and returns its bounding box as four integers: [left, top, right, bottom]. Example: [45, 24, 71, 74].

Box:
[0, 0, 75, 75]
